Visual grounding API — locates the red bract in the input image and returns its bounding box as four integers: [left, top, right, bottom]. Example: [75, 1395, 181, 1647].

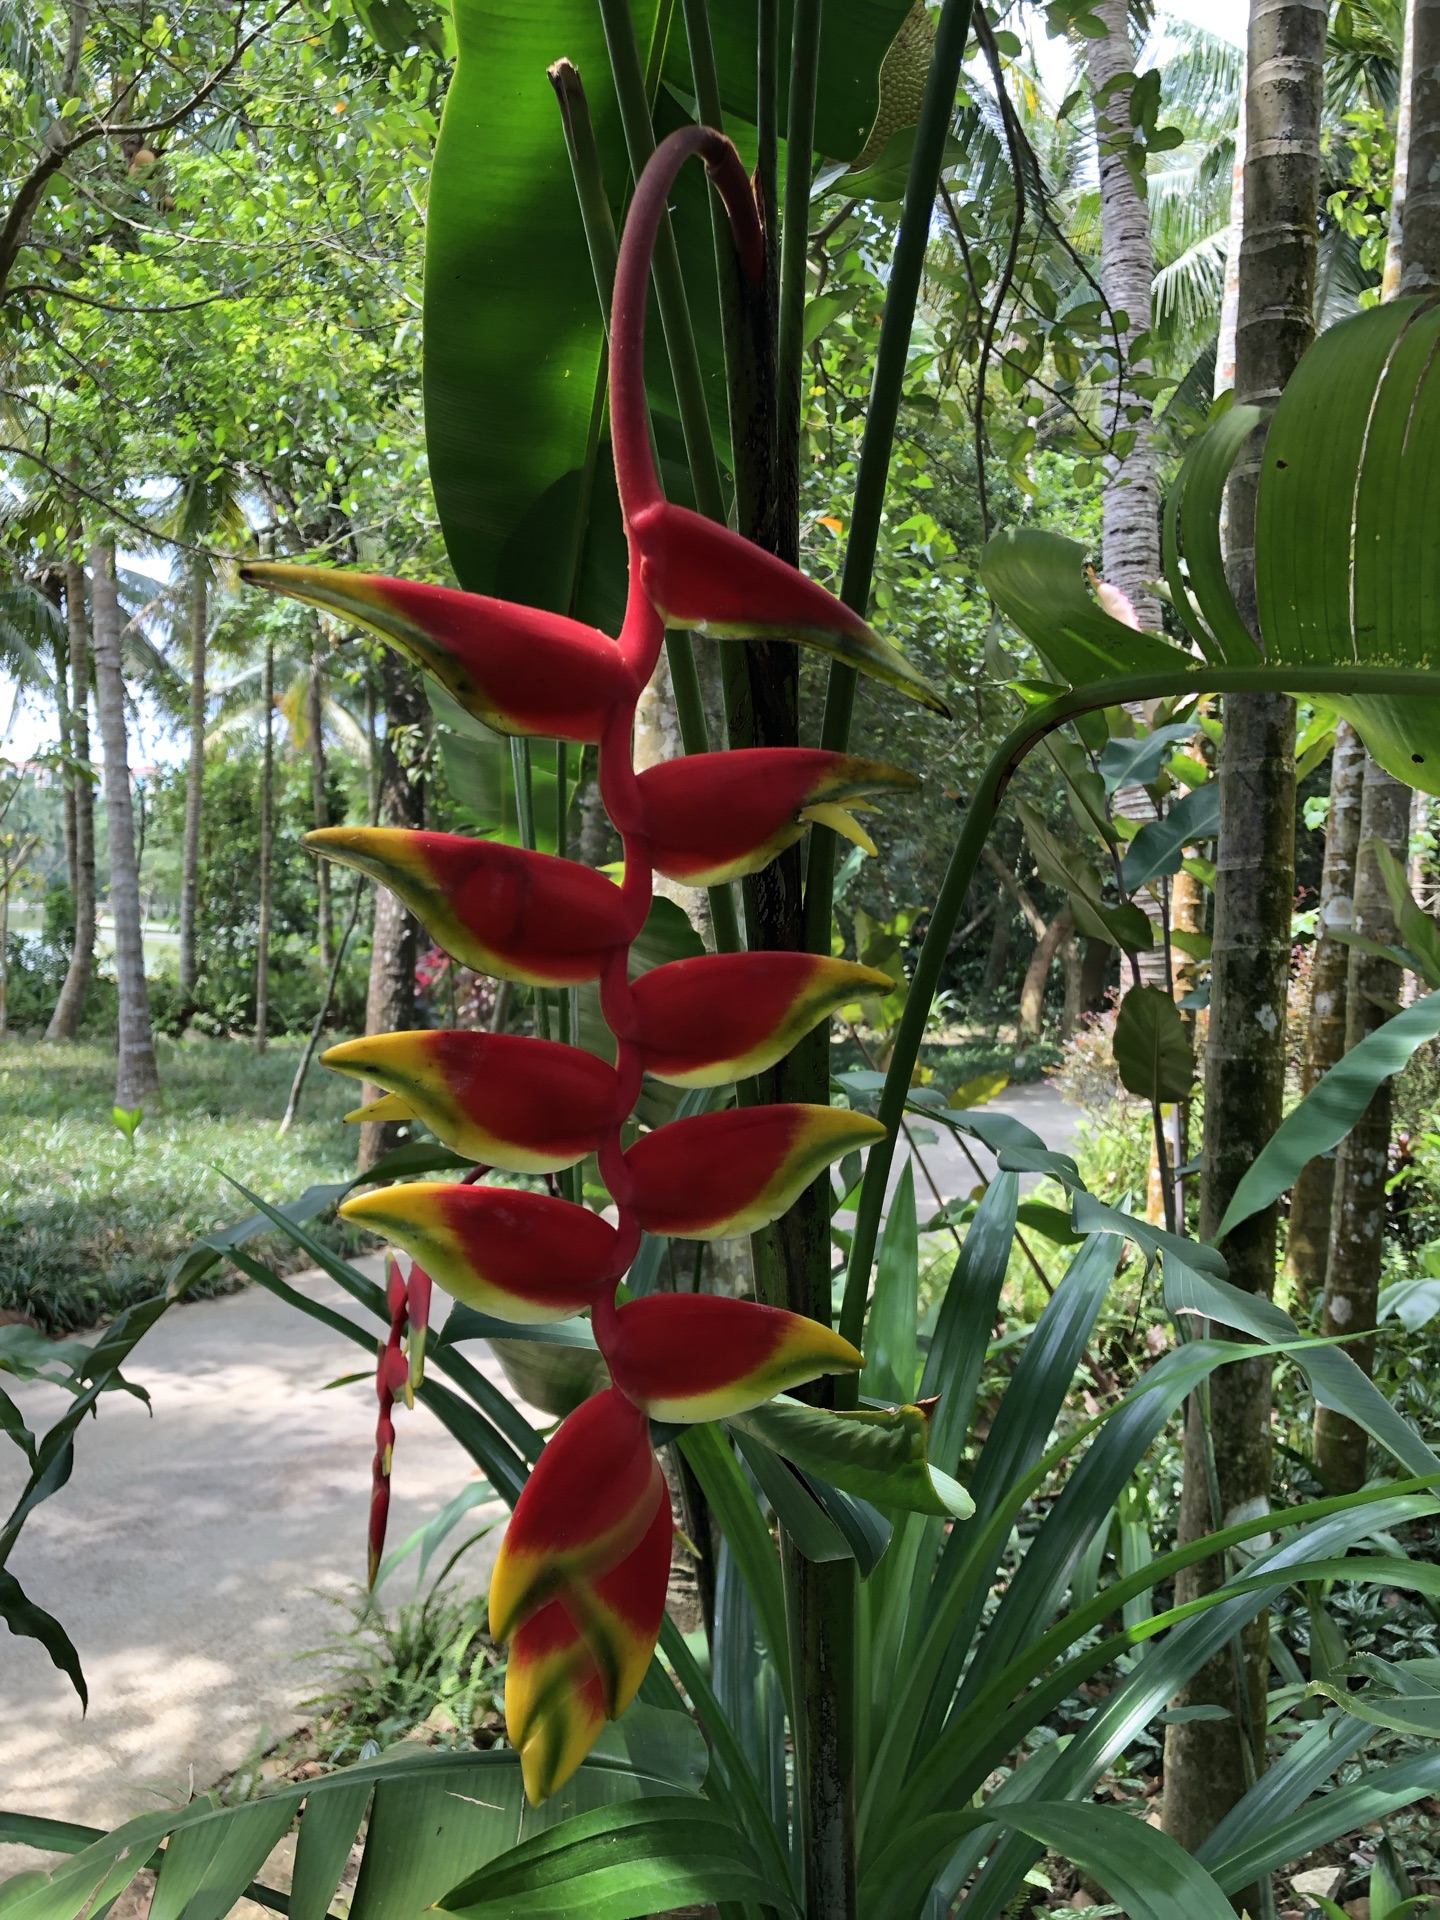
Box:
[625, 1104, 886, 1239]
[635, 749, 919, 887]
[339, 1182, 621, 1321]
[306, 826, 634, 986]
[632, 952, 895, 1085]
[258, 126, 926, 1805]
[238, 564, 635, 743]
[321, 1029, 619, 1171]
[629, 497, 949, 714]
[603, 1294, 863, 1421]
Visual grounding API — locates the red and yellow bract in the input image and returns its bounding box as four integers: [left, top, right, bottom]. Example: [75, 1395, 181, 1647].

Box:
[243, 125, 937, 1805]
[305, 827, 634, 985]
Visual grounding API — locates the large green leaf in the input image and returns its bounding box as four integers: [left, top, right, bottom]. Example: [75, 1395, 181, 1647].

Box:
[437, 1795, 797, 1918]
[982, 528, 1189, 689]
[1112, 985, 1196, 1104]
[1163, 399, 1264, 666]
[727, 1392, 974, 1519]
[1214, 991, 1440, 1242]
[662, 0, 916, 163]
[1251, 297, 1440, 787]
[0, 1734, 717, 1920]
[424, 0, 656, 599]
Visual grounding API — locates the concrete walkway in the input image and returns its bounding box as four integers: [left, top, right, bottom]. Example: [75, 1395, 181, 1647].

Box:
[0, 1087, 1082, 1872]
[0, 1260, 510, 1862]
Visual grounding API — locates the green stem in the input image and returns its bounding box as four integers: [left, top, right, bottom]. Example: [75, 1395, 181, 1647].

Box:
[838, 661, 1440, 1356]
[779, 0, 822, 492]
[552, 28, 744, 952]
[801, 0, 976, 960]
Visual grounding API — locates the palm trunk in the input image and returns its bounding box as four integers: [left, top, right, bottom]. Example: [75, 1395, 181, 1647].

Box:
[1314, 764, 1412, 1489]
[47, 558, 96, 1041]
[178, 562, 207, 1000]
[255, 639, 274, 1053]
[358, 648, 426, 1171]
[307, 634, 332, 968]
[1313, 0, 1439, 1489]
[1285, 720, 1366, 1302]
[1085, 0, 1161, 630]
[1165, 0, 1324, 1888]
[88, 542, 159, 1106]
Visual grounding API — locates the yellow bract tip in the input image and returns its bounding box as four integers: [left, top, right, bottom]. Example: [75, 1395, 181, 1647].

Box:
[343, 1091, 417, 1125]
[800, 803, 878, 857]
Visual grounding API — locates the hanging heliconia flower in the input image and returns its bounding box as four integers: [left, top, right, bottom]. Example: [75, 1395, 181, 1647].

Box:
[243, 125, 941, 1805]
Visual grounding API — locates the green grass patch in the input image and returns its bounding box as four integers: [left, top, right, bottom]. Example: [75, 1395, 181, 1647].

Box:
[1, 1036, 367, 1333]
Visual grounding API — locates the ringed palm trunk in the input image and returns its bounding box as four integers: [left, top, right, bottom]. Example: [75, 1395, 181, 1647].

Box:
[1285, 719, 1366, 1302]
[1087, 0, 1174, 993]
[1164, 0, 1324, 1887]
[178, 561, 207, 1002]
[358, 648, 426, 1171]
[255, 640, 274, 1053]
[1314, 0, 1440, 1489]
[47, 557, 95, 1042]
[88, 542, 160, 1106]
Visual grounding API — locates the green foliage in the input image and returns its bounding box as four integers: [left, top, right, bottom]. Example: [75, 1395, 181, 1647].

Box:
[0, 1037, 362, 1331]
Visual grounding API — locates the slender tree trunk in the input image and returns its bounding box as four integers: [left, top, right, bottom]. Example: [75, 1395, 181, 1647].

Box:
[47, 558, 96, 1041]
[633, 647, 711, 942]
[1314, 765, 1411, 1488]
[255, 640, 274, 1053]
[1086, 0, 1161, 629]
[358, 649, 425, 1171]
[1313, 0, 1439, 1487]
[1165, 0, 1324, 1888]
[307, 633, 332, 968]
[88, 542, 159, 1105]
[178, 562, 207, 1000]
[1018, 906, 1075, 1037]
[45, 574, 77, 902]
[981, 890, 1012, 997]
[1286, 720, 1366, 1301]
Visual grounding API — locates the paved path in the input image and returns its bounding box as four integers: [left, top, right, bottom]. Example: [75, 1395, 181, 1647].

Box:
[0, 1260, 511, 1865]
[0, 1085, 1082, 1874]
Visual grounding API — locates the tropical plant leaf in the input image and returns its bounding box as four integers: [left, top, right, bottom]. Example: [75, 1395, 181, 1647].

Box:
[1378, 1277, 1440, 1333]
[0, 1570, 86, 1709]
[1214, 992, 1440, 1242]
[1016, 801, 1153, 950]
[1119, 782, 1220, 890]
[1163, 399, 1264, 665]
[1374, 842, 1440, 984]
[437, 1795, 797, 1918]
[1164, 1254, 1440, 1479]
[727, 1393, 974, 1519]
[1099, 722, 1198, 793]
[982, 527, 1189, 688]
[1112, 984, 1196, 1103]
[863, 1159, 918, 1404]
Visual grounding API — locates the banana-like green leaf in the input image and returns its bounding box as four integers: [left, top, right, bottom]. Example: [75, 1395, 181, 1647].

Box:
[1163, 400, 1264, 665]
[1112, 985, 1196, 1104]
[437, 1795, 797, 1918]
[726, 1392, 974, 1519]
[1252, 297, 1440, 789]
[982, 528, 1189, 689]
[148, 1799, 295, 1920]
[1119, 782, 1220, 890]
[1214, 991, 1440, 1243]
[424, 0, 655, 598]
[730, 1430, 853, 1564]
[677, 1423, 792, 1714]
[662, 0, 915, 162]
[1308, 1657, 1440, 1740]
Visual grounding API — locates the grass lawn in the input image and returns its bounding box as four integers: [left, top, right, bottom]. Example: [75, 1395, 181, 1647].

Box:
[1, 1036, 368, 1333]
